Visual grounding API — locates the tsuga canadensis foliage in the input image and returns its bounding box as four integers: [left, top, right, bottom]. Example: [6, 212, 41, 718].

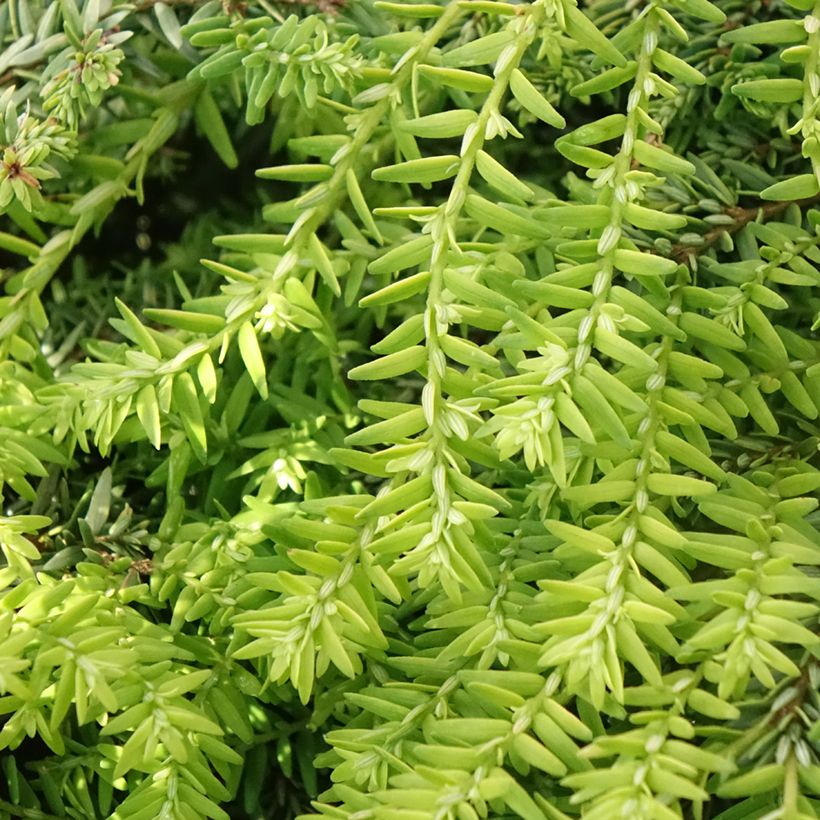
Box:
[0, 0, 820, 817]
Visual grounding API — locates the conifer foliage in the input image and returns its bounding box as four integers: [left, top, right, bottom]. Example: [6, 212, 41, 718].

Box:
[0, 0, 820, 817]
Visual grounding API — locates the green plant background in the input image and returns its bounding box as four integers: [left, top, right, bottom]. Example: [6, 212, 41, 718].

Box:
[0, 0, 819, 818]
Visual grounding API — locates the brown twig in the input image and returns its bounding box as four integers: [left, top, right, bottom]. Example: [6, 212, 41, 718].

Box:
[672, 193, 820, 265]
[771, 661, 815, 727]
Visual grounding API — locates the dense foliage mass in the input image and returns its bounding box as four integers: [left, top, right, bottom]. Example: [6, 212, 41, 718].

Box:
[1, 0, 820, 817]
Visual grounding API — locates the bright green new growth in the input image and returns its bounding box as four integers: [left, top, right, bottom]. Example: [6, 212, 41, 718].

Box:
[0, 0, 819, 817]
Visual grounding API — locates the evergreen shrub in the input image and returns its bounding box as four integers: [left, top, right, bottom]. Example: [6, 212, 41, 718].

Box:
[1, 0, 820, 817]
